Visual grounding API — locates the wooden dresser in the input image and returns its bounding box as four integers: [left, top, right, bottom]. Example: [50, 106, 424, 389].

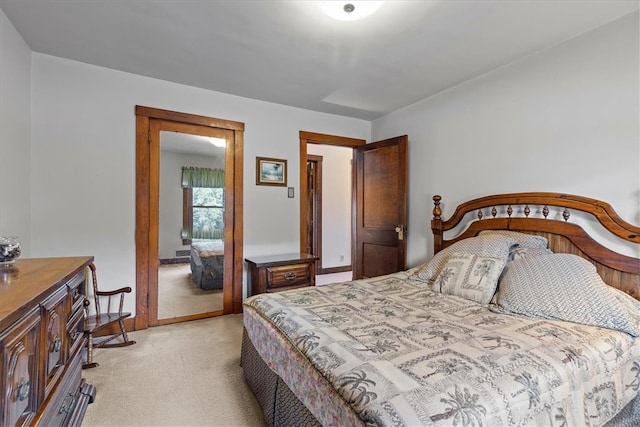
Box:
[245, 253, 318, 296]
[0, 257, 95, 427]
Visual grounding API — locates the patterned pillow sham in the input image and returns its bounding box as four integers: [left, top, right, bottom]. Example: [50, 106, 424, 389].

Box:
[479, 230, 548, 249]
[492, 253, 640, 337]
[411, 234, 516, 289]
[433, 252, 507, 304]
[510, 247, 554, 260]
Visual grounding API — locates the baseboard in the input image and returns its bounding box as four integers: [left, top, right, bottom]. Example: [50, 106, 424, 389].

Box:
[159, 257, 190, 265]
[319, 265, 351, 275]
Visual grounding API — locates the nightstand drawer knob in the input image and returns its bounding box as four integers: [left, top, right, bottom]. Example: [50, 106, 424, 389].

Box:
[284, 272, 297, 280]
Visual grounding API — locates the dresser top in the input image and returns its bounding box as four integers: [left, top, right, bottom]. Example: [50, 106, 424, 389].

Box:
[0, 256, 94, 328]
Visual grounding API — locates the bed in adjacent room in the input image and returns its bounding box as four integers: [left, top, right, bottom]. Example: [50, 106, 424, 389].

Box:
[241, 192, 640, 427]
[190, 239, 224, 290]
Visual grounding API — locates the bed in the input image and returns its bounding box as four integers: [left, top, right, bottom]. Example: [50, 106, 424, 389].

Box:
[241, 192, 640, 426]
[190, 239, 224, 290]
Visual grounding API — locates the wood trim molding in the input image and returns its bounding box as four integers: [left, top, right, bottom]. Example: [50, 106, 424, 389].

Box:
[320, 265, 351, 275]
[135, 106, 244, 131]
[135, 105, 244, 330]
[299, 131, 365, 256]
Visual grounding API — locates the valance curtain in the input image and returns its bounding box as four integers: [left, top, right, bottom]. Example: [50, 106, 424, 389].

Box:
[181, 167, 225, 188]
[181, 167, 225, 242]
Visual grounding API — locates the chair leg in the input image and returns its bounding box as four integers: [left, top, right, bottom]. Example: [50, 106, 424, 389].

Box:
[83, 333, 99, 369]
[120, 319, 130, 343]
[95, 320, 136, 349]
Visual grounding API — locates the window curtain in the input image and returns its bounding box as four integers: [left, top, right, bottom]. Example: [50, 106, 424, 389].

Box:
[181, 167, 225, 241]
[181, 167, 225, 188]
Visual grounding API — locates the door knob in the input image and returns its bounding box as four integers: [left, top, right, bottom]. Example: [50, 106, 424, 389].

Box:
[395, 225, 404, 241]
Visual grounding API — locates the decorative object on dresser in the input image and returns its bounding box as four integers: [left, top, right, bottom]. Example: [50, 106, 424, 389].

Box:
[83, 262, 135, 369]
[245, 253, 318, 296]
[0, 257, 96, 427]
[0, 236, 21, 267]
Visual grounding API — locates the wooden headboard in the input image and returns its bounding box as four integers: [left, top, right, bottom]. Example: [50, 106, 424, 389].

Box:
[431, 192, 640, 300]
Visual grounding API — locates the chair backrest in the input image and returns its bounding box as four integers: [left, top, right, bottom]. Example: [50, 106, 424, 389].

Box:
[86, 262, 101, 314]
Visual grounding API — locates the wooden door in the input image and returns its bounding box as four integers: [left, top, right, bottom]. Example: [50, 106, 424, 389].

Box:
[353, 135, 408, 279]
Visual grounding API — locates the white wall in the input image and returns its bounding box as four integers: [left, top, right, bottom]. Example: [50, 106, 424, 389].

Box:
[307, 144, 353, 269]
[29, 53, 370, 313]
[158, 149, 224, 260]
[0, 9, 31, 252]
[373, 12, 640, 264]
[4, 8, 638, 316]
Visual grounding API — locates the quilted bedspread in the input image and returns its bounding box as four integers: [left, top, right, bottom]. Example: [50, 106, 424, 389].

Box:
[243, 270, 640, 427]
[190, 240, 223, 289]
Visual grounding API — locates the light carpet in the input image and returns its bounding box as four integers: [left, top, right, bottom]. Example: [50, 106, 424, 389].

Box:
[158, 264, 223, 319]
[82, 314, 265, 427]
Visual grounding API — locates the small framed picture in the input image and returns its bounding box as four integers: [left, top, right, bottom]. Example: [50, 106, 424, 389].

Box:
[256, 157, 287, 186]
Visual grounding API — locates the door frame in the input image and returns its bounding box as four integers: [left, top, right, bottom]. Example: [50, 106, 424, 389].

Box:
[299, 131, 365, 269]
[306, 154, 323, 272]
[135, 106, 244, 330]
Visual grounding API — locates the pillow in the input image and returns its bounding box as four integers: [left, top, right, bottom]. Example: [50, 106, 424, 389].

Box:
[479, 230, 548, 249]
[433, 252, 507, 304]
[411, 234, 516, 288]
[510, 247, 553, 260]
[492, 253, 640, 337]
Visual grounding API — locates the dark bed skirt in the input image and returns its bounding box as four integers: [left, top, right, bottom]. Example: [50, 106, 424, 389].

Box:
[241, 328, 322, 427]
[240, 328, 639, 427]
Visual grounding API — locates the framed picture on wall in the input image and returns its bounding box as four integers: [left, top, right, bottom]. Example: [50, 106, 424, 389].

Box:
[256, 157, 287, 186]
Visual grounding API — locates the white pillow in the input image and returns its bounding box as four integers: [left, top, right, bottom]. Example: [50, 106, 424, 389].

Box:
[479, 230, 548, 249]
[433, 252, 507, 304]
[492, 253, 640, 337]
[510, 247, 554, 260]
[411, 234, 516, 289]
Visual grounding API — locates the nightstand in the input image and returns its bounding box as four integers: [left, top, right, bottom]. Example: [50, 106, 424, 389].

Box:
[245, 253, 318, 296]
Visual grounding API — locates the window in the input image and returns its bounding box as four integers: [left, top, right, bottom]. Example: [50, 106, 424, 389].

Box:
[183, 187, 224, 244]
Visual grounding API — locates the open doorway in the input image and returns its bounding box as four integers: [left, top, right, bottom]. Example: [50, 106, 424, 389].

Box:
[299, 131, 365, 281]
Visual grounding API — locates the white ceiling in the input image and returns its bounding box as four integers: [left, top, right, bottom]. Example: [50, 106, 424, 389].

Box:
[1, 0, 638, 120]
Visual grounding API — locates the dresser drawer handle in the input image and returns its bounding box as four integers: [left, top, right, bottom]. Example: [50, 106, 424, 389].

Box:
[58, 392, 75, 414]
[51, 336, 62, 353]
[284, 272, 297, 280]
[16, 379, 30, 401]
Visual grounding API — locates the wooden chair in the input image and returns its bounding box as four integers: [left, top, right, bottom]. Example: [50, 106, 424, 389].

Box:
[83, 262, 135, 369]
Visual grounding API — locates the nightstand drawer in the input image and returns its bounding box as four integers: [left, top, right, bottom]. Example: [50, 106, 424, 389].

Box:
[266, 264, 312, 289]
[245, 253, 318, 296]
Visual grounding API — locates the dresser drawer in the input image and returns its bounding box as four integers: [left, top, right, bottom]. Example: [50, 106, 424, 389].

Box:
[266, 263, 312, 290]
[66, 272, 86, 315]
[66, 308, 85, 360]
[246, 253, 317, 296]
[42, 287, 69, 397]
[39, 354, 83, 427]
[0, 309, 40, 427]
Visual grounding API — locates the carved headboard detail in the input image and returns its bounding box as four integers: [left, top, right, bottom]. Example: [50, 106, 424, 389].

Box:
[431, 192, 640, 299]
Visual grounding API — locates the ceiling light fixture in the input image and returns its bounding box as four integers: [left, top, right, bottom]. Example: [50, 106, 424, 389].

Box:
[319, 1, 384, 21]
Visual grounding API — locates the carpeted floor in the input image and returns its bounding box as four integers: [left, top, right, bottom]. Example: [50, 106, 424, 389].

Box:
[158, 264, 223, 320]
[82, 314, 265, 427]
